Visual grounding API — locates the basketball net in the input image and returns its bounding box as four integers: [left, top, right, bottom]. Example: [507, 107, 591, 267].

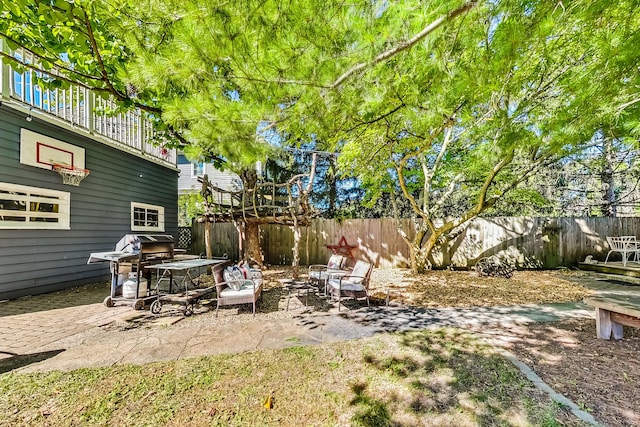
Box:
[53, 164, 90, 186]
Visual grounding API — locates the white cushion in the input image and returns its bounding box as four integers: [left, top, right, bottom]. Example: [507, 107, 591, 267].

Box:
[223, 267, 234, 283]
[327, 278, 366, 292]
[219, 281, 256, 297]
[349, 261, 370, 284]
[223, 267, 248, 290]
[327, 255, 345, 269]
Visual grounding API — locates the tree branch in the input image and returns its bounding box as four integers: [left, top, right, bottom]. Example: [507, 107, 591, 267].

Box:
[81, 6, 128, 101]
[423, 125, 454, 211]
[344, 103, 406, 133]
[476, 148, 515, 213]
[0, 51, 103, 91]
[0, 35, 104, 82]
[330, 0, 478, 88]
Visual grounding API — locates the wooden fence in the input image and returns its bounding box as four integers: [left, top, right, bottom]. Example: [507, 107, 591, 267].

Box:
[191, 217, 640, 269]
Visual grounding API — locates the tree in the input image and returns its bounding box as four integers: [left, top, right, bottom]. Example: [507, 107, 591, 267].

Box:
[198, 153, 318, 275]
[0, 0, 196, 147]
[4, 0, 639, 272]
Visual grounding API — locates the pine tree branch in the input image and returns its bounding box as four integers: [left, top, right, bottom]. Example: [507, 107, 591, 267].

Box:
[330, 0, 478, 88]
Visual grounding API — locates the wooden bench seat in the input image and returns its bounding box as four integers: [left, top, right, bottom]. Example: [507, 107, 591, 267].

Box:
[584, 296, 640, 340]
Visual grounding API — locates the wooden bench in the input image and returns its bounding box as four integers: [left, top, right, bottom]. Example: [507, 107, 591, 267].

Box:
[584, 296, 640, 340]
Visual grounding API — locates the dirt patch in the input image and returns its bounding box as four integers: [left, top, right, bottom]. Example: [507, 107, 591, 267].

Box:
[486, 318, 640, 427]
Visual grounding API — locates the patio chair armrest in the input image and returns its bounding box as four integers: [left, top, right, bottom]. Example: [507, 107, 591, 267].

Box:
[338, 275, 367, 287]
[328, 270, 349, 280]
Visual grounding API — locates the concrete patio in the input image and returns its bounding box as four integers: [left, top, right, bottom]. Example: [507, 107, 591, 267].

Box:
[1, 271, 639, 374]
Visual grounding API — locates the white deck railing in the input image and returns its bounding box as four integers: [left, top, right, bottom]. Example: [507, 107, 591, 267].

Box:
[0, 45, 176, 166]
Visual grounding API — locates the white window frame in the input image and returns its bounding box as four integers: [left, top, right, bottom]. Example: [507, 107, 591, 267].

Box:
[0, 182, 70, 229]
[131, 202, 165, 232]
[192, 162, 205, 177]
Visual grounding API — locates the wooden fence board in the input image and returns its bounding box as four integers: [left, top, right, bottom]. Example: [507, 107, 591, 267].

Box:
[191, 217, 640, 269]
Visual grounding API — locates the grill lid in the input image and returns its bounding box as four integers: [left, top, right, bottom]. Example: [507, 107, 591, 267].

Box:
[115, 234, 175, 252]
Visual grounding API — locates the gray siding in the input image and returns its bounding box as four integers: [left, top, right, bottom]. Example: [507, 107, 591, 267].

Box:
[177, 155, 240, 194]
[0, 105, 178, 300]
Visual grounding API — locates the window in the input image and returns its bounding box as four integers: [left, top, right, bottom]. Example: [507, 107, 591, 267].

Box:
[0, 183, 70, 229]
[131, 202, 165, 232]
[192, 162, 205, 177]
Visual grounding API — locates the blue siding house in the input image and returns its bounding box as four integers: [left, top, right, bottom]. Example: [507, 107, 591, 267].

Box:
[0, 50, 179, 300]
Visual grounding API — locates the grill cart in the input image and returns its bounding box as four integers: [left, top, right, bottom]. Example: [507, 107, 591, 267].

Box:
[146, 258, 227, 316]
[88, 234, 175, 309]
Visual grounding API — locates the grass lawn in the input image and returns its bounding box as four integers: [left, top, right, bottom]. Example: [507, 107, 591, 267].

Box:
[0, 328, 586, 427]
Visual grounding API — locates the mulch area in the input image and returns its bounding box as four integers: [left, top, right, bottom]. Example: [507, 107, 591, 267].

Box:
[489, 318, 640, 427]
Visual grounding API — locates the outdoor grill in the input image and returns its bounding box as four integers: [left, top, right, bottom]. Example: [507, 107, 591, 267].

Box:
[88, 234, 175, 308]
[114, 234, 175, 262]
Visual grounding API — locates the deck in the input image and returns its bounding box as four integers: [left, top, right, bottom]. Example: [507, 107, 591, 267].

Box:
[0, 46, 176, 166]
[578, 261, 640, 281]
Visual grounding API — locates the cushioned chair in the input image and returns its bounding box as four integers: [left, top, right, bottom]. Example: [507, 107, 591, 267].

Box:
[212, 260, 263, 316]
[308, 254, 348, 295]
[326, 260, 373, 311]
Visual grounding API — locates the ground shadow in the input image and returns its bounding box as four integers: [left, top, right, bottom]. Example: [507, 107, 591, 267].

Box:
[0, 282, 110, 318]
[0, 349, 65, 374]
[336, 303, 592, 335]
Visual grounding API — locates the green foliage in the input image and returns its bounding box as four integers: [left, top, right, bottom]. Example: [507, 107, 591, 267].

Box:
[2, 0, 640, 266]
[178, 193, 203, 226]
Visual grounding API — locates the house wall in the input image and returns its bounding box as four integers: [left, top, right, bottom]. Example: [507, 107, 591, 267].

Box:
[0, 105, 178, 300]
[177, 154, 240, 194]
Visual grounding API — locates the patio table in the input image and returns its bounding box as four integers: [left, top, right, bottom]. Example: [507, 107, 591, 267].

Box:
[146, 258, 227, 316]
[279, 279, 312, 310]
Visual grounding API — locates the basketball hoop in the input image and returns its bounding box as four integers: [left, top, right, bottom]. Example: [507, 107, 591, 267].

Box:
[52, 164, 90, 186]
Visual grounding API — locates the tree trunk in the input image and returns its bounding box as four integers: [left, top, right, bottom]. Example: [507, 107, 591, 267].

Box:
[244, 221, 263, 268]
[407, 228, 439, 273]
[408, 239, 434, 273]
[328, 160, 337, 217]
[291, 225, 301, 279]
[601, 136, 616, 217]
[204, 220, 212, 259]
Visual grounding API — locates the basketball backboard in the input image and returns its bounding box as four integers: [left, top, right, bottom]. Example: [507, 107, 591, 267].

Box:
[20, 128, 85, 170]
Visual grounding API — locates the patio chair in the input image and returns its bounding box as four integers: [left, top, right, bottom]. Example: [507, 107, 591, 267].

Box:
[604, 236, 640, 267]
[308, 254, 348, 295]
[212, 260, 263, 316]
[326, 260, 373, 311]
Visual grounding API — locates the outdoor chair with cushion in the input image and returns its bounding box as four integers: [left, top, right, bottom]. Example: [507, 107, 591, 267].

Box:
[326, 260, 373, 311]
[308, 254, 348, 295]
[604, 236, 640, 267]
[212, 260, 263, 316]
